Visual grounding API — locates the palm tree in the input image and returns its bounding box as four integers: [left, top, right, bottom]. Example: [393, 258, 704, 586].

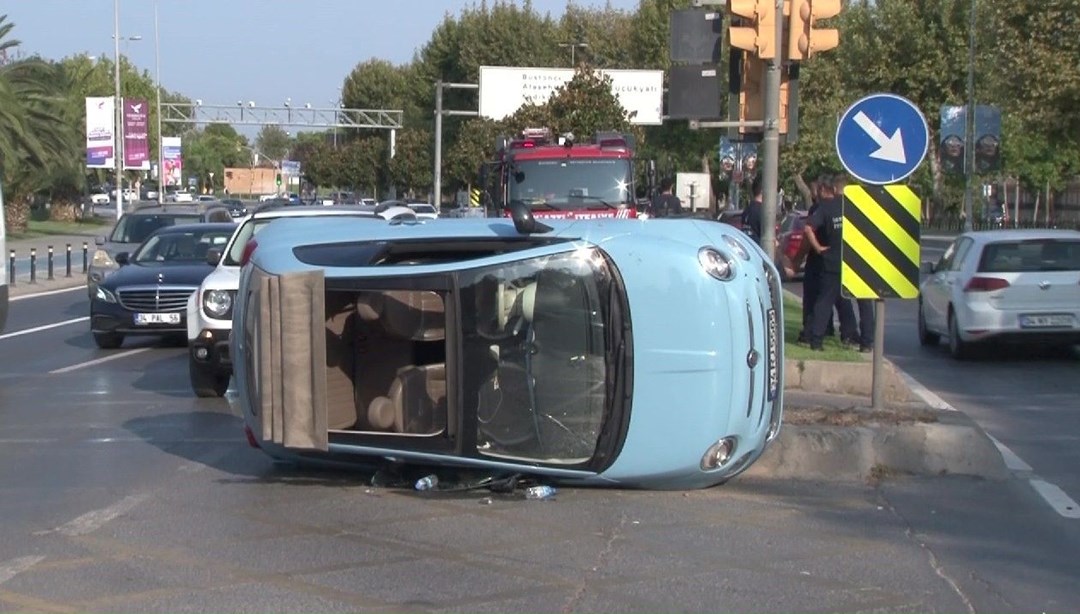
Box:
[0, 15, 79, 231]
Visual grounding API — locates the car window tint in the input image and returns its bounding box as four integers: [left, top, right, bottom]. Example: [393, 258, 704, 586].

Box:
[111, 214, 199, 243]
[978, 239, 1080, 272]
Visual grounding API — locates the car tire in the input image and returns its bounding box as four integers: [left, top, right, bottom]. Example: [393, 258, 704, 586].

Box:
[190, 359, 229, 398]
[917, 301, 940, 347]
[93, 332, 124, 349]
[947, 310, 970, 360]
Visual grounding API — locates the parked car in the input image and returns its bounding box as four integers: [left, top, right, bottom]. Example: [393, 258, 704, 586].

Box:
[220, 198, 248, 218]
[185, 203, 416, 397]
[227, 204, 783, 489]
[166, 190, 194, 203]
[89, 205, 234, 298]
[918, 229, 1080, 359]
[90, 191, 112, 205]
[776, 210, 809, 279]
[90, 223, 237, 349]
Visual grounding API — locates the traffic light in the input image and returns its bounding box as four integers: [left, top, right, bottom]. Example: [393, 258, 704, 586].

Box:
[787, 0, 841, 61]
[275, 173, 282, 186]
[729, 0, 777, 59]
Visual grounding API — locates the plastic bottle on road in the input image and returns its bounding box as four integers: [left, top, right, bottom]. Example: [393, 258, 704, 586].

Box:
[524, 485, 557, 500]
[414, 475, 439, 491]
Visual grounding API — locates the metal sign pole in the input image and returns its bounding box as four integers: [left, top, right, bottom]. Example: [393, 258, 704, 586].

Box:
[871, 299, 885, 410]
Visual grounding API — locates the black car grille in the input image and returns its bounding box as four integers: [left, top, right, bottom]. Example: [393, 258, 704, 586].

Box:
[118, 286, 196, 312]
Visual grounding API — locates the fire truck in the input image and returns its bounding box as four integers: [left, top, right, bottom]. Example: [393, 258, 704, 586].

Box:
[481, 128, 650, 219]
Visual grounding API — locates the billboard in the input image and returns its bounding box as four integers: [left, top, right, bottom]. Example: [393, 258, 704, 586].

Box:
[123, 98, 150, 170]
[479, 66, 664, 125]
[162, 136, 182, 187]
[85, 96, 115, 169]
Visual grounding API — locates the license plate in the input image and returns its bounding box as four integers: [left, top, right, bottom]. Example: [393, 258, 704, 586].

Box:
[765, 308, 779, 401]
[1019, 314, 1074, 328]
[134, 312, 181, 325]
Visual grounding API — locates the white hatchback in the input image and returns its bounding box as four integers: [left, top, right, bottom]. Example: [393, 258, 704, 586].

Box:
[918, 229, 1080, 359]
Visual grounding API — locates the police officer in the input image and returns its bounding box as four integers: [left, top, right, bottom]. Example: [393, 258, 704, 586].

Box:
[802, 173, 849, 351]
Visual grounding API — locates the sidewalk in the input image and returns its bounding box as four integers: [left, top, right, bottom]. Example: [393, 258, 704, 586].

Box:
[6, 233, 97, 298]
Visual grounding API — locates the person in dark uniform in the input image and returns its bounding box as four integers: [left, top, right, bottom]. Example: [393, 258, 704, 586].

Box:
[649, 177, 683, 218]
[802, 174, 850, 351]
[742, 174, 763, 241]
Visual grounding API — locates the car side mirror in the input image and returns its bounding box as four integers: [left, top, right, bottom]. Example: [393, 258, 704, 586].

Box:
[919, 261, 935, 275]
[115, 252, 130, 266]
[205, 247, 222, 266]
[509, 201, 552, 235]
[95, 235, 106, 246]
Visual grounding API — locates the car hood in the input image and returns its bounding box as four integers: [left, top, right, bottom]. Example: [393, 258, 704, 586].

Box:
[101, 262, 214, 288]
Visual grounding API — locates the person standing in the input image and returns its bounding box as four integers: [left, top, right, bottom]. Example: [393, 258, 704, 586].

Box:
[742, 174, 764, 240]
[802, 174, 850, 351]
[649, 178, 683, 218]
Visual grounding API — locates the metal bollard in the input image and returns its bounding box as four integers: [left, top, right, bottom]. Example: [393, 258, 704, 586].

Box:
[66, 244, 72, 278]
[29, 248, 37, 284]
[47, 245, 55, 281]
[82, 242, 88, 273]
[8, 249, 14, 287]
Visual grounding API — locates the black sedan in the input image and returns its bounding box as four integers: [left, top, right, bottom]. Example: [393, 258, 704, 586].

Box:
[90, 223, 237, 349]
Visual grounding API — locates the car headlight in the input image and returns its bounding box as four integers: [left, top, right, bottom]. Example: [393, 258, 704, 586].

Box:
[203, 289, 235, 319]
[700, 436, 738, 471]
[722, 234, 751, 261]
[698, 247, 736, 281]
[94, 286, 118, 303]
[91, 249, 117, 270]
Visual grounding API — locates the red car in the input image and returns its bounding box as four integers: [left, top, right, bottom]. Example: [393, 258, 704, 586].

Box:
[776, 210, 809, 279]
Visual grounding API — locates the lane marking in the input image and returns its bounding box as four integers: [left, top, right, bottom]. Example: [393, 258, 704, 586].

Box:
[49, 348, 151, 374]
[895, 365, 1079, 519]
[0, 317, 88, 341]
[53, 494, 149, 537]
[0, 555, 45, 586]
[1029, 479, 1080, 519]
[11, 285, 85, 301]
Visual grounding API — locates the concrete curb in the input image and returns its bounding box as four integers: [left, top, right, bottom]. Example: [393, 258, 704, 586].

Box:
[784, 358, 913, 402]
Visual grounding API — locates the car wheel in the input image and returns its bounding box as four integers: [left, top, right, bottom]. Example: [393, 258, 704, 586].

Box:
[947, 310, 970, 360]
[189, 358, 229, 398]
[93, 332, 124, 349]
[917, 301, 940, 347]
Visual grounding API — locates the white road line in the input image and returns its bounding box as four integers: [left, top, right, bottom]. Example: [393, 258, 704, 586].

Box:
[10, 285, 85, 301]
[0, 316, 88, 341]
[54, 494, 149, 537]
[1029, 480, 1080, 519]
[986, 434, 1033, 472]
[0, 555, 45, 586]
[895, 365, 1080, 519]
[49, 348, 151, 374]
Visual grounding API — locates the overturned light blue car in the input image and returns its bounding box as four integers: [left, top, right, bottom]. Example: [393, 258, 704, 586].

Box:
[229, 206, 783, 489]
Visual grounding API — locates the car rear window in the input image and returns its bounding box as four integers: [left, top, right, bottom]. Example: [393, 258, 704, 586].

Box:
[978, 239, 1080, 272]
[110, 213, 201, 243]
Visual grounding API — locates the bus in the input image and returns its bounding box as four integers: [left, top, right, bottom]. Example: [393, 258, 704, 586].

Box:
[0, 178, 7, 332]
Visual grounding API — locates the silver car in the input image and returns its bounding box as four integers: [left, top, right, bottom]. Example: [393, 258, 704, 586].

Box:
[918, 229, 1080, 358]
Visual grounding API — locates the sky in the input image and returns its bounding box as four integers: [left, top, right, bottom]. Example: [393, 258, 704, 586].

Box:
[6, 0, 640, 117]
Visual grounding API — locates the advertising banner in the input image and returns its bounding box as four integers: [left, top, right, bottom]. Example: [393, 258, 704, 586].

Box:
[123, 98, 150, 170]
[162, 136, 182, 187]
[479, 66, 664, 125]
[85, 96, 115, 169]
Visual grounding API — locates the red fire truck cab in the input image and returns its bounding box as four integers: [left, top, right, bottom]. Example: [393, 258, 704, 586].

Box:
[483, 128, 648, 219]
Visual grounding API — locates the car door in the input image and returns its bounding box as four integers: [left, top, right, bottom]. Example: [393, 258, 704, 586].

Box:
[923, 237, 968, 330]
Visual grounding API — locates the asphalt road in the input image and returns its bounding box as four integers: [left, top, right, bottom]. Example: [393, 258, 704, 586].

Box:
[1, 286, 1078, 612]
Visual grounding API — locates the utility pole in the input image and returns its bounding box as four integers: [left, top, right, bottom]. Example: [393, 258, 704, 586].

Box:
[758, 0, 784, 261]
[113, 0, 123, 221]
[154, 0, 163, 204]
[962, 0, 976, 231]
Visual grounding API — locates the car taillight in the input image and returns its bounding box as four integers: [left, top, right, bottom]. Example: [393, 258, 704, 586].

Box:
[239, 239, 258, 267]
[964, 276, 1010, 292]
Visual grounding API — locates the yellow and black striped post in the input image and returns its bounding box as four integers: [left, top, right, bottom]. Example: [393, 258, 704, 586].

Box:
[841, 184, 921, 300]
[469, 188, 482, 208]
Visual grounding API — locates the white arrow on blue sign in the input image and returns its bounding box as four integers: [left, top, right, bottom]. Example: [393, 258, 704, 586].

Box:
[835, 93, 929, 185]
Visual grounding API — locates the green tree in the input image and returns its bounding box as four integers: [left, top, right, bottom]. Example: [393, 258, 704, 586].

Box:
[255, 124, 292, 161]
[338, 137, 385, 194]
[388, 128, 432, 198]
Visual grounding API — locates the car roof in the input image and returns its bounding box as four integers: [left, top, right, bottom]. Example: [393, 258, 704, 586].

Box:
[961, 229, 1080, 243]
[148, 222, 238, 235]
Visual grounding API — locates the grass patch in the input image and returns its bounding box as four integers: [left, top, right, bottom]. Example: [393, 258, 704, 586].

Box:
[11, 217, 109, 241]
[782, 294, 864, 362]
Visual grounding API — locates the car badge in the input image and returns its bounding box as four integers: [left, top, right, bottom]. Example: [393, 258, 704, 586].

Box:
[1039, 281, 1051, 291]
[158, 272, 164, 283]
[746, 349, 760, 369]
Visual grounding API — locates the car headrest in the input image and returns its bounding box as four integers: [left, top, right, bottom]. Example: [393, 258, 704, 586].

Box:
[520, 282, 538, 323]
[382, 290, 445, 341]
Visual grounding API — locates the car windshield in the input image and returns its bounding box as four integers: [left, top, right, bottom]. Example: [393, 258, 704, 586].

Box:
[458, 248, 622, 465]
[508, 158, 631, 210]
[133, 228, 233, 264]
[109, 213, 201, 243]
[978, 239, 1080, 272]
[409, 204, 436, 214]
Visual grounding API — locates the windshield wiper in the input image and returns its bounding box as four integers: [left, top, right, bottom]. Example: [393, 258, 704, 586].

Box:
[567, 195, 617, 210]
[511, 198, 560, 211]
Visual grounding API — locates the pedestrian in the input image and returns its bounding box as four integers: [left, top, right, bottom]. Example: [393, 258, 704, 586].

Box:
[649, 177, 683, 218]
[742, 174, 764, 241]
[802, 173, 852, 351]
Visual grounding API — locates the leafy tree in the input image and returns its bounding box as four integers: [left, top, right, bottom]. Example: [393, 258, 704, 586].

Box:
[337, 137, 385, 194]
[387, 128, 432, 198]
[255, 124, 292, 161]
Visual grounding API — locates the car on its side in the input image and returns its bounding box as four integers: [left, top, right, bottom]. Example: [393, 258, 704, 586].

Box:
[185, 202, 417, 397]
[90, 223, 237, 349]
[89, 205, 234, 298]
[918, 229, 1080, 359]
[228, 204, 783, 489]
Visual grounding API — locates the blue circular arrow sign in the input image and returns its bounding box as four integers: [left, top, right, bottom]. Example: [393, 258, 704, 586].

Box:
[835, 93, 929, 185]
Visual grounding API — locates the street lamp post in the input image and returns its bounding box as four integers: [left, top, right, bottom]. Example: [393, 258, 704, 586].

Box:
[558, 41, 589, 66]
[155, 0, 163, 204]
[113, 0, 122, 221]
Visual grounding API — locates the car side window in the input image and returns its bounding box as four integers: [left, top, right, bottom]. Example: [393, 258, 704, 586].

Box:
[936, 240, 958, 272]
[208, 209, 232, 223]
[950, 238, 973, 271]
